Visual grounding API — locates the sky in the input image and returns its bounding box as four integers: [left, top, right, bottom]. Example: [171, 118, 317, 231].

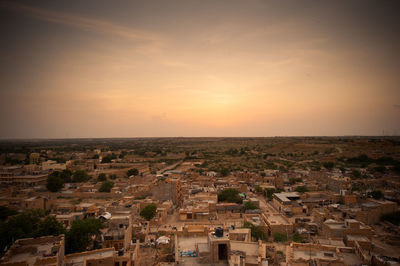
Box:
[0, 0, 399, 138]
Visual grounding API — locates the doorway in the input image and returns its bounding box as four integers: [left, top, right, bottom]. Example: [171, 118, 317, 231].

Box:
[218, 244, 228, 260]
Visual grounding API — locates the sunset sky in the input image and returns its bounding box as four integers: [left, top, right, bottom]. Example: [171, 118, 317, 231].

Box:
[1, 0, 399, 138]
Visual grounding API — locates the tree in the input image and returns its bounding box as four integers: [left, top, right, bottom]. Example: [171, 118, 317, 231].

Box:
[351, 170, 361, 179]
[59, 169, 73, 183]
[244, 201, 259, 210]
[99, 181, 114, 192]
[273, 232, 288, 242]
[65, 218, 104, 254]
[46, 175, 64, 192]
[264, 188, 277, 201]
[218, 189, 242, 204]
[140, 204, 157, 221]
[243, 221, 266, 241]
[323, 162, 335, 170]
[127, 168, 139, 177]
[97, 173, 107, 182]
[294, 186, 309, 194]
[109, 174, 117, 180]
[0, 206, 18, 221]
[34, 216, 66, 237]
[292, 232, 304, 243]
[101, 156, 112, 163]
[220, 168, 230, 177]
[369, 190, 383, 200]
[0, 209, 47, 252]
[255, 185, 262, 193]
[381, 211, 400, 225]
[72, 170, 90, 182]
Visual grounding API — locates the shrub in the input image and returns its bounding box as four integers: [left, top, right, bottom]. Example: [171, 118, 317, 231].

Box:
[273, 232, 288, 242]
[99, 181, 114, 192]
[140, 204, 157, 221]
[218, 189, 242, 204]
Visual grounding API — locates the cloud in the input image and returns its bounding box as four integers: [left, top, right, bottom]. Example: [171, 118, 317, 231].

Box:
[1, 1, 161, 43]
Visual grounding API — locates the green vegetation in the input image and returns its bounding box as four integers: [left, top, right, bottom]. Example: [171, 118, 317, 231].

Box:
[46, 174, 64, 192]
[243, 221, 266, 241]
[255, 185, 262, 193]
[140, 204, 157, 221]
[49, 170, 73, 183]
[134, 196, 146, 200]
[294, 186, 309, 194]
[72, 170, 90, 182]
[292, 232, 304, 243]
[273, 232, 288, 242]
[351, 170, 361, 178]
[109, 174, 117, 179]
[0, 209, 64, 253]
[244, 201, 259, 210]
[381, 211, 400, 225]
[101, 156, 112, 163]
[97, 173, 107, 181]
[218, 189, 243, 204]
[33, 216, 66, 237]
[65, 218, 104, 254]
[368, 190, 383, 200]
[0, 206, 18, 221]
[46, 169, 91, 192]
[99, 180, 114, 192]
[323, 162, 335, 170]
[127, 168, 139, 177]
[289, 177, 302, 184]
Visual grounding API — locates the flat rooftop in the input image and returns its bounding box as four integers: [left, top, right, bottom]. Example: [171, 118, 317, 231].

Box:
[266, 214, 290, 225]
[293, 249, 338, 261]
[65, 248, 115, 266]
[274, 192, 300, 203]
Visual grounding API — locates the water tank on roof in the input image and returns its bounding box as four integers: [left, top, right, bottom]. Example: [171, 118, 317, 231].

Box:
[214, 227, 224, 237]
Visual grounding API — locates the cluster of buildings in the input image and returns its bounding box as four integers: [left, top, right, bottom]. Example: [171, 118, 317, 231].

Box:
[1, 148, 400, 266]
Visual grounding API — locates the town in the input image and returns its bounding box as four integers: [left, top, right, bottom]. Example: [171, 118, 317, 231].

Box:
[0, 137, 399, 266]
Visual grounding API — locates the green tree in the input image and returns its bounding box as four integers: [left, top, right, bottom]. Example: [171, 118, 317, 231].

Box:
[351, 170, 361, 178]
[0, 209, 47, 252]
[220, 168, 230, 177]
[72, 170, 90, 182]
[99, 180, 114, 192]
[60, 170, 72, 182]
[0, 206, 18, 221]
[109, 174, 117, 180]
[292, 232, 304, 243]
[101, 156, 112, 163]
[381, 211, 400, 225]
[255, 185, 262, 193]
[46, 175, 64, 192]
[243, 221, 266, 241]
[244, 201, 259, 210]
[34, 216, 66, 237]
[323, 162, 335, 170]
[140, 204, 157, 221]
[369, 190, 383, 200]
[273, 232, 288, 242]
[97, 173, 107, 182]
[264, 188, 277, 201]
[127, 168, 139, 177]
[294, 186, 309, 194]
[218, 189, 242, 204]
[65, 218, 104, 254]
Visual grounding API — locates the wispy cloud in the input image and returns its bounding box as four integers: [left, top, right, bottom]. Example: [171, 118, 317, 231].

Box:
[1, 1, 161, 43]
